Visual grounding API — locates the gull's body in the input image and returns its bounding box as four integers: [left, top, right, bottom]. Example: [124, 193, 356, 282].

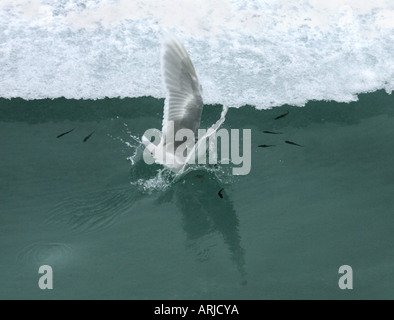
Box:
[142, 33, 228, 173]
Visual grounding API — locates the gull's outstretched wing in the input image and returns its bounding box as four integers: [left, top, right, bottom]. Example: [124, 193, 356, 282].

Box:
[161, 33, 203, 145]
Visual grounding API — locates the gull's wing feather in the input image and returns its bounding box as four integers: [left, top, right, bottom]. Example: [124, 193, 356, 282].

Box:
[161, 33, 203, 140]
[181, 105, 229, 172]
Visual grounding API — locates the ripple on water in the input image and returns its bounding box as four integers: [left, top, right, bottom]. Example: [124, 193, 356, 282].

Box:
[17, 242, 73, 267]
[45, 187, 136, 235]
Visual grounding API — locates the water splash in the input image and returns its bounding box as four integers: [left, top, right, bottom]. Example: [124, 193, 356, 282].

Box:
[121, 131, 238, 194]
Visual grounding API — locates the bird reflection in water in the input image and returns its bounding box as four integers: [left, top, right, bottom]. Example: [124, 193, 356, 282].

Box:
[156, 170, 246, 285]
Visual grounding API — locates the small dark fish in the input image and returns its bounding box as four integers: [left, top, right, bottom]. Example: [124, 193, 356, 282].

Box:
[263, 130, 283, 134]
[195, 174, 204, 180]
[83, 131, 95, 142]
[57, 128, 74, 138]
[274, 111, 289, 120]
[258, 144, 275, 148]
[285, 140, 303, 147]
[218, 188, 224, 199]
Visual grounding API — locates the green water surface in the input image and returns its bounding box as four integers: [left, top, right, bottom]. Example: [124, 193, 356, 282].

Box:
[0, 90, 393, 299]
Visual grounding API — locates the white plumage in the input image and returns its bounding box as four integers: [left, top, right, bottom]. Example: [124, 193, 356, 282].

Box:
[143, 33, 228, 173]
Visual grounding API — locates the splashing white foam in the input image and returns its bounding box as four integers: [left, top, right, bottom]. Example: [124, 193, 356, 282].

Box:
[119, 128, 236, 193]
[1, 0, 393, 108]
